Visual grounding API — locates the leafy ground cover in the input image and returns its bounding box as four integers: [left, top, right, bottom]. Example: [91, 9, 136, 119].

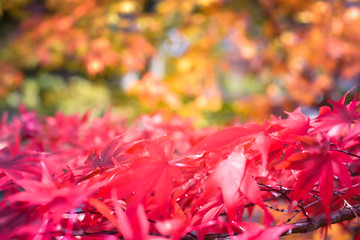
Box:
[1, 91, 360, 239]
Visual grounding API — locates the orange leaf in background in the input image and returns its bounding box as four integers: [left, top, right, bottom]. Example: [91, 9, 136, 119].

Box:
[0, 63, 23, 96]
[128, 72, 181, 110]
[84, 38, 119, 76]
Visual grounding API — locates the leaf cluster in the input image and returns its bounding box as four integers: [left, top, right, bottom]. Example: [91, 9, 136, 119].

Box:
[1, 91, 360, 239]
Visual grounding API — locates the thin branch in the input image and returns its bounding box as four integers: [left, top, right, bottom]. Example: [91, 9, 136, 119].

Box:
[303, 199, 321, 210]
[264, 204, 289, 213]
[330, 148, 360, 159]
[329, 143, 360, 159]
[258, 183, 320, 194]
[284, 196, 321, 224]
[285, 211, 301, 224]
[298, 202, 312, 222]
[181, 233, 234, 240]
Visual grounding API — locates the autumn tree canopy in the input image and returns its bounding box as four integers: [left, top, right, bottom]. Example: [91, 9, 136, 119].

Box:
[0, 0, 359, 124]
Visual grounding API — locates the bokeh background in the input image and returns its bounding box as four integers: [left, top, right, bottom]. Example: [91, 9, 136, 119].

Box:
[0, 0, 359, 126]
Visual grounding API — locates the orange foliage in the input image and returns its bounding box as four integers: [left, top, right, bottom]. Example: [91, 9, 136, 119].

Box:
[0, 62, 23, 96]
[129, 72, 180, 110]
[1, 0, 360, 123]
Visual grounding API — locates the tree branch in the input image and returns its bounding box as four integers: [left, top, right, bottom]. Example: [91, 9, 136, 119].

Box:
[282, 203, 360, 235]
[182, 204, 360, 239]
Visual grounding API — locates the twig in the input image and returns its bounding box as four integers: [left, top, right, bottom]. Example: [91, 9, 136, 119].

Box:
[284, 197, 321, 224]
[329, 143, 360, 159]
[285, 210, 301, 224]
[181, 233, 233, 240]
[264, 204, 289, 213]
[258, 183, 320, 194]
[330, 148, 360, 159]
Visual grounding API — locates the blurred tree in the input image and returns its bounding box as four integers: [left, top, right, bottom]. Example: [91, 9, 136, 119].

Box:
[0, 0, 359, 125]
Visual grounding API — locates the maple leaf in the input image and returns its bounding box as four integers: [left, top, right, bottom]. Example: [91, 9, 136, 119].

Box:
[99, 139, 182, 218]
[113, 204, 151, 240]
[79, 111, 125, 152]
[185, 126, 249, 155]
[241, 121, 283, 175]
[0, 204, 44, 239]
[312, 90, 360, 138]
[83, 135, 144, 170]
[0, 147, 41, 180]
[271, 107, 310, 137]
[136, 112, 203, 154]
[90, 195, 166, 240]
[18, 104, 42, 139]
[202, 147, 274, 224]
[191, 197, 224, 226]
[8, 162, 93, 221]
[277, 139, 353, 223]
[43, 111, 98, 154]
[184, 121, 282, 175]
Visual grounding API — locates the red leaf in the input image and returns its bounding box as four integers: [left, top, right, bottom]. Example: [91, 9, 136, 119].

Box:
[203, 148, 273, 224]
[8, 162, 92, 221]
[100, 140, 182, 217]
[84, 136, 145, 169]
[272, 107, 310, 137]
[185, 124, 272, 156]
[0, 147, 41, 179]
[155, 218, 187, 240]
[235, 222, 293, 240]
[89, 198, 120, 230]
[283, 144, 353, 221]
[319, 161, 333, 224]
[313, 90, 360, 138]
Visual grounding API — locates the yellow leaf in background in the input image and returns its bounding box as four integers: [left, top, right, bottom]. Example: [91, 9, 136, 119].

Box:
[197, 0, 217, 7]
[233, 95, 273, 123]
[194, 89, 222, 112]
[115, 0, 137, 14]
[344, 7, 360, 22]
[128, 72, 181, 110]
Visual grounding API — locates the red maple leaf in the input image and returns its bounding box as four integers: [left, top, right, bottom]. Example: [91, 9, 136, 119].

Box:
[99, 139, 183, 218]
[184, 121, 282, 174]
[8, 162, 93, 221]
[277, 138, 353, 222]
[0, 147, 41, 180]
[271, 107, 310, 137]
[202, 147, 274, 224]
[312, 90, 360, 138]
[84, 135, 145, 169]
